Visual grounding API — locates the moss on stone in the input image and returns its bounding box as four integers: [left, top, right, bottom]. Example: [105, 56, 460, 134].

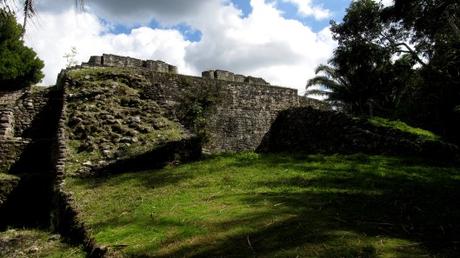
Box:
[64, 68, 189, 175]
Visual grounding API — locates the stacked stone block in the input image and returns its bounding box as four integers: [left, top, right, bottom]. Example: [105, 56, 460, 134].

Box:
[83, 54, 178, 74]
[202, 70, 270, 85]
[0, 107, 14, 138]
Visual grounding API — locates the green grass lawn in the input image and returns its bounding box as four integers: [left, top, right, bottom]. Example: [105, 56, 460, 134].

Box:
[66, 153, 460, 257]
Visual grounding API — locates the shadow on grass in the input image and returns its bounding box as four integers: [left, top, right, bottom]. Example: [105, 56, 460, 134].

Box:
[68, 165, 195, 191]
[149, 154, 460, 257]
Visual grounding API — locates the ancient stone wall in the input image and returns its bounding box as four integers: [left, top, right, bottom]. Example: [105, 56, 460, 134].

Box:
[13, 88, 52, 138]
[83, 54, 178, 74]
[0, 87, 54, 171]
[0, 89, 24, 139]
[0, 107, 14, 138]
[0, 139, 30, 172]
[202, 70, 269, 85]
[64, 53, 331, 153]
[140, 71, 301, 152]
[68, 54, 327, 153]
[298, 96, 331, 110]
[258, 107, 459, 160]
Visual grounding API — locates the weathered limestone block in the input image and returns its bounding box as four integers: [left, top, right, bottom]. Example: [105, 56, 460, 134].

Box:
[102, 54, 129, 67]
[168, 65, 178, 74]
[87, 56, 102, 66]
[202, 70, 215, 79]
[0, 89, 24, 105]
[143, 60, 169, 73]
[202, 70, 269, 85]
[0, 107, 14, 138]
[244, 76, 269, 85]
[0, 139, 30, 172]
[233, 74, 246, 83]
[125, 56, 144, 68]
[214, 70, 235, 81]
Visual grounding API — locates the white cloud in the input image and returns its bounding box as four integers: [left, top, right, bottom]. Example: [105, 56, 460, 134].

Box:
[354, 0, 393, 7]
[282, 0, 331, 20]
[185, 0, 336, 94]
[86, 0, 212, 26]
[19, 0, 336, 95]
[22, 10, 191, 85]
[380, 0, 394, 7]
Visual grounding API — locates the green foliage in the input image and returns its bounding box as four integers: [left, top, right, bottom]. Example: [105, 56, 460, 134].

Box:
[369, 116, 439, 141]
[176, 78, 221, 143]
[309, 0, 460, 143]
[0, 173, 17, 180]
[0, 9, 44, 89]
[307, 0, 412, 116]
[67, 153, 460, 257]
[385, 0, 460, 143]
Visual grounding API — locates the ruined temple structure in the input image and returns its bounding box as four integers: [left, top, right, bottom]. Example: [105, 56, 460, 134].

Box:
[0, 54, 330, 171]
[82, 54, 178, 74]
[81, 54, 271, 85]
[69, 54, 329, 152]
[202, 70, 270, 85]
[0, 54, 329, 172]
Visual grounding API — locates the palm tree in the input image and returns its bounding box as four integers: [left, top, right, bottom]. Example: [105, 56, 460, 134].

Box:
[1, 0, 85, 33]
[305, 64, 356, 113]
[22, 0, 35, 32]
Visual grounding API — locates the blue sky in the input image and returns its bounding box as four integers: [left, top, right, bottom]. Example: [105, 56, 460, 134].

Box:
[231, 0, 351, 31]
[20, 0, 361, 94]
[106, 0, 352, 42]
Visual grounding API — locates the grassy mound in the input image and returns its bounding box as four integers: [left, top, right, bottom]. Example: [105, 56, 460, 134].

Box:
[369, 117, 439, 141]
[0, 229, 85, 257]
[65, 67, 188, 175]
[66, 153, 460, 257]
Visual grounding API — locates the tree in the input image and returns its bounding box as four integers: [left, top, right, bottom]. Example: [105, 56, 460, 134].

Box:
[308, 0, 408, 117]
[308, 0, 460, 143]
[306, 65, 354, 113]
[63, 46, 78, 68]
[384, 0, 460, 142]
[0, 8, 43, 89]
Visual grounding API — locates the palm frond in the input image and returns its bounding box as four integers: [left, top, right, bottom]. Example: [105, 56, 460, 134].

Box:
[315, 64, 337, 77]
[307, 76, 341, 90]
[304, 89, 331, 97]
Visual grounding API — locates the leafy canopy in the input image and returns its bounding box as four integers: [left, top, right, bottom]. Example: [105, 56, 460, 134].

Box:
[307, 0, 460, 143]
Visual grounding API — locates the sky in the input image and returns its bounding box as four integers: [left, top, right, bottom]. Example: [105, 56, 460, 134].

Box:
[13, 0, 392, 94]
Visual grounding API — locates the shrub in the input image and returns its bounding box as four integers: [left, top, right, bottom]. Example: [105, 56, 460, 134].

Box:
[0, 9, 44, 89]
